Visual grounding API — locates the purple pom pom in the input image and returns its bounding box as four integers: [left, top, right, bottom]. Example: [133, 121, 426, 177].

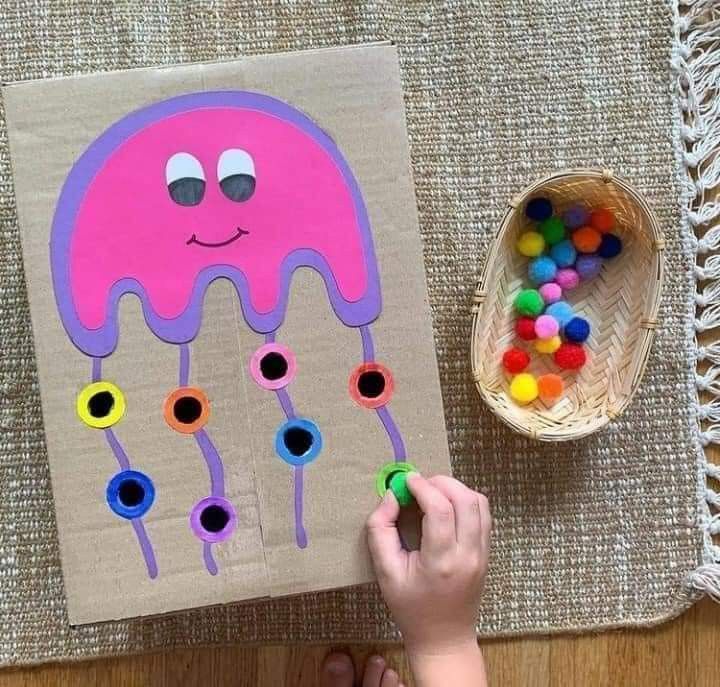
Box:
[575, 254, 603, 281]
[563, 204, 589, 230]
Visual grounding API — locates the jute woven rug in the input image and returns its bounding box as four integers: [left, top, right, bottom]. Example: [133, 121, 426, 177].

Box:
[0, 0, 718, 666]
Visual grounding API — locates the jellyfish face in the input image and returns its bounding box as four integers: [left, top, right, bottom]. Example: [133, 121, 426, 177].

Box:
[52, 92, 381, 356]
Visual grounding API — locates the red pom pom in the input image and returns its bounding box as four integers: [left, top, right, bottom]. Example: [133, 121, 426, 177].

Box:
[554, 343, 587, 370]
[515, 317, 537, 341]
[502, 347, 530, 374]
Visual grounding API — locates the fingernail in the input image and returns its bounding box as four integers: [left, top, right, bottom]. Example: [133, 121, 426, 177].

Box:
[406, 471, 420, 480]
[370, 654, 385, 666]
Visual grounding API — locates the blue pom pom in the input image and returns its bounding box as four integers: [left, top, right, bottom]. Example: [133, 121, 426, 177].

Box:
[550, 240, 577, 268]
[528, 256, 557, 285]
[525, 197, 553, 222]
[565, 316, 590, 343]
[545, 301, 574, 326]
[598, 233, 622, 259]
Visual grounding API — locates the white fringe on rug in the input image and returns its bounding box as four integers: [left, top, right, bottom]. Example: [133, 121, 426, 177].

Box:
[673, 0, 720, 602]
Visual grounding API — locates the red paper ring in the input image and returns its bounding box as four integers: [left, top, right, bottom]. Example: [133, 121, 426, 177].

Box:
[349, 362, 394, 409]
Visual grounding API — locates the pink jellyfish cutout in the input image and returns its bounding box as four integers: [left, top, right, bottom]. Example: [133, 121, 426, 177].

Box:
[51, 91, 407, 577]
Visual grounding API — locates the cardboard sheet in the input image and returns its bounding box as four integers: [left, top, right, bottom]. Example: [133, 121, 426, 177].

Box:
[2, 43, 451, 624]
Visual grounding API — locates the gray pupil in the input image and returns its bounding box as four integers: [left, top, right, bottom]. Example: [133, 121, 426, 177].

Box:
[169, 177, 205, 206]
[220, 174, 255, 202]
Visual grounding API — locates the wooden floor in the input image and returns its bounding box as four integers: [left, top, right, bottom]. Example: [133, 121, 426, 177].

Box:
[0, 597, 716, 686]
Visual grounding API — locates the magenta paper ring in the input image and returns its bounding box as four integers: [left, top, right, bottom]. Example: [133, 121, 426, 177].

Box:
[250, 342, 297, 390]
[189, 496, 237, 543]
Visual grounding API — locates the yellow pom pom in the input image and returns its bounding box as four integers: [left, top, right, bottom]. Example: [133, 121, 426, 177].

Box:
[516, 231, 545, 257]
[535, 335, 562, 354]
[510, 373, 538, 404]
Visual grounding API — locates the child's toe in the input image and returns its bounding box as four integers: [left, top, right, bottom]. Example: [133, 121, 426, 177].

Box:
[321, 652, 354, 687]
[380, 668, 400, 687]
[361, 655, 386, 687]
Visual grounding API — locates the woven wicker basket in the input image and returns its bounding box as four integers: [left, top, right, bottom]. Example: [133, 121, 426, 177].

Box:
[471, 169, 664, 441]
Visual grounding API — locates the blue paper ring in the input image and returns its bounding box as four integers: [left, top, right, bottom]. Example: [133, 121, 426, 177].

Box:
[275, 417, 322, 466]
[106, 469, 155, 520]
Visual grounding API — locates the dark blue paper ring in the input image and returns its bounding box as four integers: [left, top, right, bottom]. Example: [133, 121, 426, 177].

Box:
[106, 469, 155, 520]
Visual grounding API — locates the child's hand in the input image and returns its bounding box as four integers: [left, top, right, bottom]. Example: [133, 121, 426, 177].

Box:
[366, 474, 491, 656]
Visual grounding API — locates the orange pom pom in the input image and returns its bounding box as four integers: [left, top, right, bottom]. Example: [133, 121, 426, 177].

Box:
[538, 373, 564, 404]
[589, 208, 615, 233]
[572, 226, 602, 254]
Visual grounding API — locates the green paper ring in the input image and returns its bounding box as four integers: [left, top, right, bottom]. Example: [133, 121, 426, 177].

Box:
[375, 461, 418, 499]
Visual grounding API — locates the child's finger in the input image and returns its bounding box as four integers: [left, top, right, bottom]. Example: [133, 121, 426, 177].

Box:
[427, 475, 483, 548]
[405, 473, 456, 557]
[366, 491, 406, 580]
[477, 492, 492, 552]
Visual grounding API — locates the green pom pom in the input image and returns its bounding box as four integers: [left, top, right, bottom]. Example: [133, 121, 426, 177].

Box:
[514, 289, 544, 317]
[389, 471, 414, 507]
[539, 217, 565, 245]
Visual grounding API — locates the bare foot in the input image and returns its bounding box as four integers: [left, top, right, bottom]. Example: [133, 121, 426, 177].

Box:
[320, 652, 405, 687]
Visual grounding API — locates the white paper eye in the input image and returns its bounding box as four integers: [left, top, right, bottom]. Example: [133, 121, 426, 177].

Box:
[217, 149, 255, 202]
[165, 153, 205, 206]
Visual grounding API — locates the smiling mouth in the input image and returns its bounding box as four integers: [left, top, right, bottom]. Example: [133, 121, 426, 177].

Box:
[186, 227, 249, 248]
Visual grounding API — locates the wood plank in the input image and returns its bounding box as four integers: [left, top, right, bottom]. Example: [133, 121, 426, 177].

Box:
[0, 601, 716, 687]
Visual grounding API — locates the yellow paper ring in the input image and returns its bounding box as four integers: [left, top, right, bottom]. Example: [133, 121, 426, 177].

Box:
[76, 381, 126, 429]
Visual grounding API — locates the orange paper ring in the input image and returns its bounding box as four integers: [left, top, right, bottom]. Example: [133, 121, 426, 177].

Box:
[163, 386, 210, 434]
[349, 362, 394, 409]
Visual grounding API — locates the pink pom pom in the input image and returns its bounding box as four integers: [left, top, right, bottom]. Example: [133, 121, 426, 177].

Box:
[555, 267, 580, 290]
[539, 282, 562, 304]
[534, 314, 560, 339]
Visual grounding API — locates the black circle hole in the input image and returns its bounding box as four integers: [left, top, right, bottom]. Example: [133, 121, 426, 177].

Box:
[118, 479, 145, 508]
[284, 427, 314, 457]
[260, 352, 288, 381]
[174, 396, 203, 424]
[88, 390, 114, 418]
[200, 504, 230, 533]
[358, 370, 386, 399]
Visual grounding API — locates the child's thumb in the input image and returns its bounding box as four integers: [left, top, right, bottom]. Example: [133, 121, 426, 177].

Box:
[366, 491, 405, 580]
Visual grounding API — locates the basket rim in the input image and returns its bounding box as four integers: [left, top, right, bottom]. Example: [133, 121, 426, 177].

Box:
[470, 167, 665, 442]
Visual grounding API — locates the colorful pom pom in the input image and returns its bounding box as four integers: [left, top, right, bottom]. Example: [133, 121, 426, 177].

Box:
[516, 231, 545, 257]
[538, 373, 564, 404]
[514, 289, 545, 317]
[502, 347, 530, 374]
[510, 373, 539, 404]
[563, 204, 589, 230]
[550, 239, 577, 268]
[525, 197, 553, 222]
[572, 226, 602, 253]
[564, 316, 590, 343]
[539, 282, 562, 304]
[534, 314, 560, 339]
[388, 471, 414, 507]
[554, 342, 587, 370]
[545, 301, 574, 326]
[535, 335, 562, 354]
[598, 233, 622, 259]
[590, 208, 615, 233]
[575, 254, 603, 280]
[528, 256, 558, 285]
[539, 217, 565, 245]
[515, 317, 537, 340]
[555, 267, 580, 291]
